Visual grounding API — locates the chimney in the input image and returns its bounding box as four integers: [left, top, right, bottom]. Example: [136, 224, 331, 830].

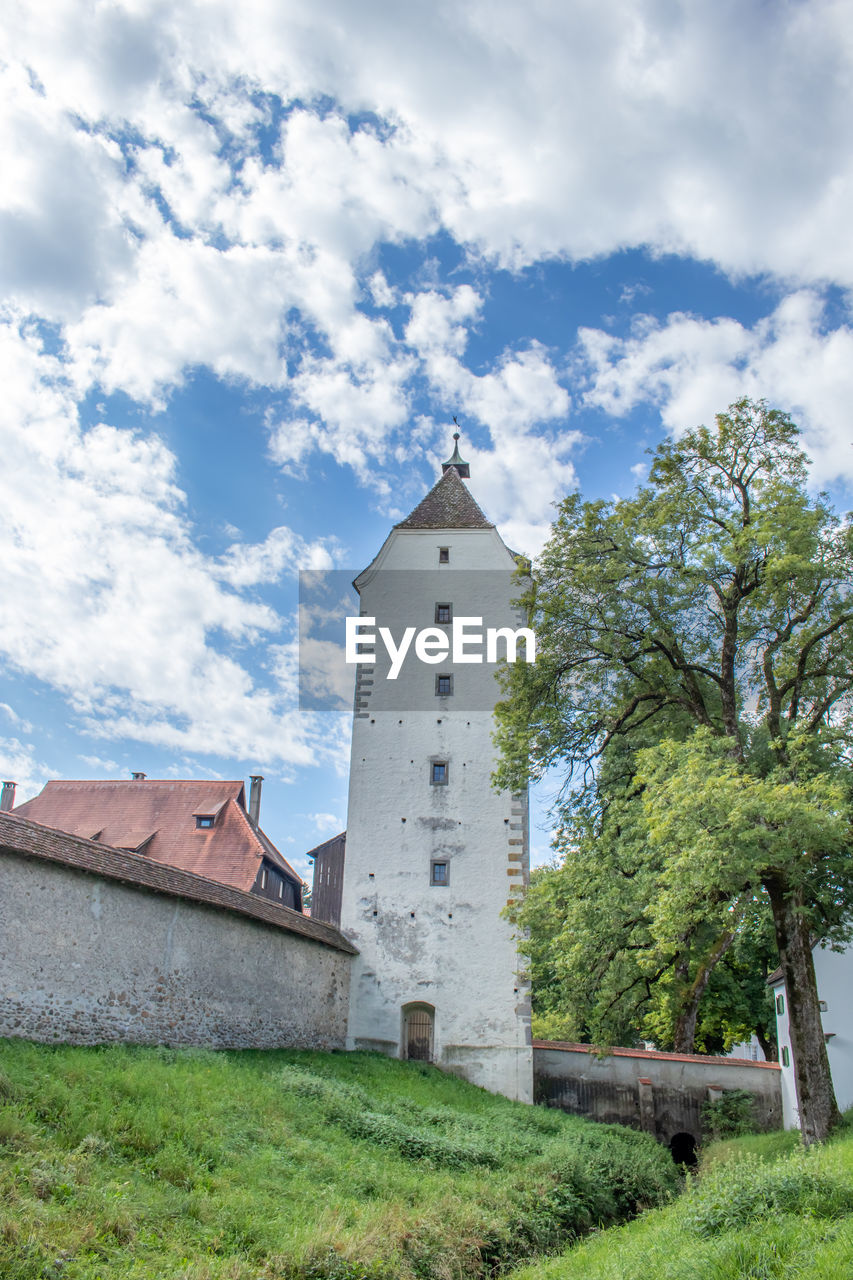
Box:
[0, 781, 16, 811]
[131, 772, 147, 781]
[249, 775, 264, 825]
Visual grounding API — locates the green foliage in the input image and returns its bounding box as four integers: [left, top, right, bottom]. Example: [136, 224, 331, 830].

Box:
[683, 1148, 853, 1237]
[497, 399, 853, 1133]
[635, 730, 852, 945]
[700, 1089, 758, 1141]
[277, 1064, 504, 1168]
[0, 1039, 678, 1280]
[511, 1124, 853, 1280]
[511, 808, 779, 1052]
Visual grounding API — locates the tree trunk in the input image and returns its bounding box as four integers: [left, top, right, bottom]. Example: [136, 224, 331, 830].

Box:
[755, 1022, 776, 1063]
[672, 931, 735, 1054]
[765, 874, 841, 1144]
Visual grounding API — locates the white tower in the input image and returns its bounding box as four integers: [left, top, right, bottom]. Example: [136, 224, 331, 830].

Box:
[339, 439, 533, 1102]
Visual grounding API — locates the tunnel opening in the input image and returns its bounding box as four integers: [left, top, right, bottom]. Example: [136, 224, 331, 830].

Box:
[669, 1131, 698, 1167]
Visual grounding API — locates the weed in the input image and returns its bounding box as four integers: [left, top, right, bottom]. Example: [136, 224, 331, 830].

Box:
[0, 1039, 677, 1279]
[684, 1146, 853, 1237]
[700, 1087, 759, 1140]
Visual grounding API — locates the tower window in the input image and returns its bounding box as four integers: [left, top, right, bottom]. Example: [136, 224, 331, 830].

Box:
[781, 1046, 790, 1067]
[435, 603, 452, 624]
[435, 674, 453, 696]
[430, 761, 448, 785]
[776, 994, 785, 1015]
[430, 860, 449, 885]
[438, 546, 450, 563]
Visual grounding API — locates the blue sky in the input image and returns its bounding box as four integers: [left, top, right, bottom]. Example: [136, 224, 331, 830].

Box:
[3, 0, 853, 879]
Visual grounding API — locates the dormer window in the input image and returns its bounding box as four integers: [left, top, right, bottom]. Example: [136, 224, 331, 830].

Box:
[193, 798, 227, 829]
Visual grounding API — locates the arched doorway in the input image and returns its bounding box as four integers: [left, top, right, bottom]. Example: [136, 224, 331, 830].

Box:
[403, 1003, 435, 1061]
[669, 1132, 698, 1167]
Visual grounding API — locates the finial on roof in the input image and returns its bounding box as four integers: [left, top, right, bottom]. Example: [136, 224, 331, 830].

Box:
[441, 418, 471, 478]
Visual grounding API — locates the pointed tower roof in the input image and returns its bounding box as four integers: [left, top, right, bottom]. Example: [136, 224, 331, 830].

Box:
[441, 430, 470, 478]
[395, 464, 494, 530]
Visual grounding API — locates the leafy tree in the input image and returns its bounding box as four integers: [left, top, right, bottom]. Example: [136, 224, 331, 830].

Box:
[515, 778, 778, 1055]
[496, 399, 853, 1143]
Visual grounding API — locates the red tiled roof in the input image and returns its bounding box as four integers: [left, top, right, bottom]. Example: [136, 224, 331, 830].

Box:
[532, 1039, 781, 1070]
[395, 466, 494, 530]
[12, 780, 301, 895]
[0, 811, 355, 953]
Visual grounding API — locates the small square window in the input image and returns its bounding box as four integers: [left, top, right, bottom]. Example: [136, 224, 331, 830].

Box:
[431, 860, 449, 885]
[435, 674, 453, 696]
[430, 761, 448, 785]
[438, 546, 450, 563]
[781, 1046, 790, 1067]
[195, 815, 214, 829]
[776, 994, 785, 1015]
[435, 603, 452, 624]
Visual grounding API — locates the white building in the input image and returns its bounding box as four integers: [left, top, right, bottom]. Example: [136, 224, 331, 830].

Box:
[338, 439, 534, 1102]
[770, 945, 853, 1128]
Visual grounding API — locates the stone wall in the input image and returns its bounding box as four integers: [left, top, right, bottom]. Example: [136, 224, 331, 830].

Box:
[534, 1041, 782, 1146]
[0, 814, 354, 1050]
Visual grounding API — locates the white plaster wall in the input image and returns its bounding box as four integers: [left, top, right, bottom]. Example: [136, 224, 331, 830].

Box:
[770, 980, 798, 1128]
[772, 945, 853, 1129]
[814, 945, 853, 1113]
[340, 524, 533, 1102]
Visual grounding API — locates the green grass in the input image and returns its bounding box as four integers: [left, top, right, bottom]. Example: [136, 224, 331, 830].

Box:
[0, 1039, 678, 1279]
[511, 1120, 853, 1280]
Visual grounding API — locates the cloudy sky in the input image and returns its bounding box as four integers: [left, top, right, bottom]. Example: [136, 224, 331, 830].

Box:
[3, 0, 853, 877]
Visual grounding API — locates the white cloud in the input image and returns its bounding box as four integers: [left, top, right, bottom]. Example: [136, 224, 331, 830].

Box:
[0, 319, 335, 766]
[368, 271, 397, 308]
[4, 0, 853, 407]
[296, 638, 355, 713]
[0, 736, 60, 805]
[403, 287, 578, 549]
[78, 755, 120, 773]
[0, 703, 33, 734]
[578, 291, 853, 488]
[4, 0, 853, 772]
[217, 526, 338, 587]
[65, 236, 298, 405]
[308, 811, 343, 833]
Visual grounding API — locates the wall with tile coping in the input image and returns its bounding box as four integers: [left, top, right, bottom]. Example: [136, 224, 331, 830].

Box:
[0, 832, 352, 1050]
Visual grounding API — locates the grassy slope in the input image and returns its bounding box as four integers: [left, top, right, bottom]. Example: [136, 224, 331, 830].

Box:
[0, 1040, 678, 1280]
[512, 1126, 853, 1280]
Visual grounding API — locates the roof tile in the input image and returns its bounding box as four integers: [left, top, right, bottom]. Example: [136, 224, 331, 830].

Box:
[13, 780, 301, 894]
[395, 467, 494, 530]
